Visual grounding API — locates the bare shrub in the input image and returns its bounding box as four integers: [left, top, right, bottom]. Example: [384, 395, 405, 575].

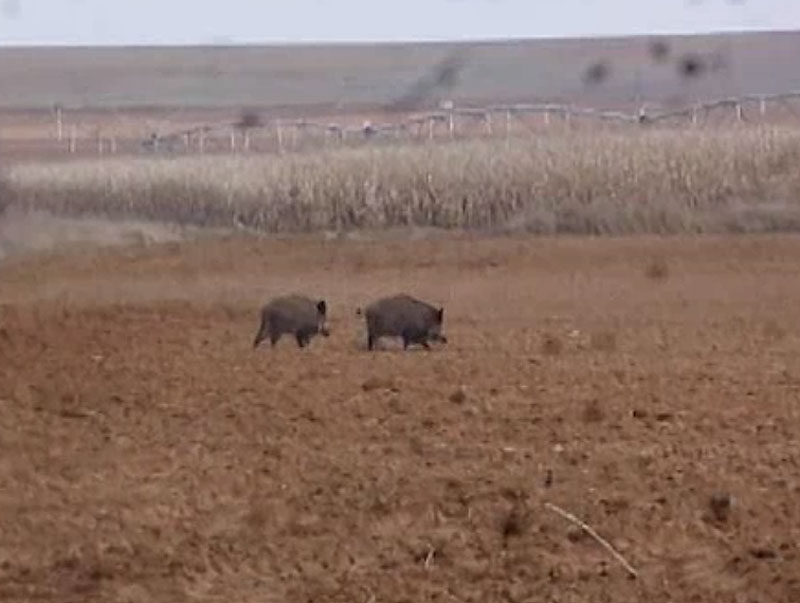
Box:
[8, 126, 800, 235]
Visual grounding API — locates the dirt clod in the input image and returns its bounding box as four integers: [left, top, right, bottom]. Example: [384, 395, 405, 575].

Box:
[541, 334, 563, 356]
[709, 492, 733, 522]
[581, 399, 605, 423]
[749, 547, 777, 560]
[500, 507, 526, 539]
[448, 387, 467, 404]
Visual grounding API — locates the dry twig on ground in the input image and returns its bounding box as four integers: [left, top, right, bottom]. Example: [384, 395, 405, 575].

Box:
[544, 501, 639, 580]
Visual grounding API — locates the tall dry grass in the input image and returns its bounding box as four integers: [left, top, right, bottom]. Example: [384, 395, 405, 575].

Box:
[7, 126, 800, 235]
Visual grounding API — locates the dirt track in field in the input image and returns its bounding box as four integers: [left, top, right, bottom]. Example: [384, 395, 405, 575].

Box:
[1, 232, 800, 602]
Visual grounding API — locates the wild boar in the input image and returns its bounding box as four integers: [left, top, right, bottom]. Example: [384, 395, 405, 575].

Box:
[358, 293, 447, 351]
[253, 294, 330, 349]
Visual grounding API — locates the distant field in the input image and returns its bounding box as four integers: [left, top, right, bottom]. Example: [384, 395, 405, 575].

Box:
[1, 30, 800, 163]
[1, 31, 800, 112]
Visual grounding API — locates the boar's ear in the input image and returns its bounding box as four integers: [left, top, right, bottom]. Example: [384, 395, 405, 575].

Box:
[317, 300, 327, 316]
[437, 307, 444, 322]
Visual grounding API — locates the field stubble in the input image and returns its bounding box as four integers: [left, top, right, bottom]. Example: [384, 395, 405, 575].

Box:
[7, 125, 800, 236]
[1, 232, 800, 602]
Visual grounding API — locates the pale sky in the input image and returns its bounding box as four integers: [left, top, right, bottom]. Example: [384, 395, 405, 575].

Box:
[0, 0, 798, 46]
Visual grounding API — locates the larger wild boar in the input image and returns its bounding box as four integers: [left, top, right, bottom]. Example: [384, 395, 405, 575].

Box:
[253, 294, 330, 349]
[359, 294, 448, 351]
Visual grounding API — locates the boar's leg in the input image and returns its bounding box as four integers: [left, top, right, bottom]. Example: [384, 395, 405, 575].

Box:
[253, 330, 265, 349]
[253, 317, 270, 349]
[402, 329, 431, 350]
[402, 330, 426, 350]
[295, 332, 309, 348]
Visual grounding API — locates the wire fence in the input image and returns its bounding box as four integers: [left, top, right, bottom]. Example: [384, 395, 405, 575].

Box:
[22, 89, 800, 159]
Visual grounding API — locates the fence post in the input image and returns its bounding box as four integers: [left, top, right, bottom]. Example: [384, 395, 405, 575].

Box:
[199, 130, 205, 154]
[68, 125, 77, 154]
[55, 105, 63, 141]
[127, 96, 786, 154]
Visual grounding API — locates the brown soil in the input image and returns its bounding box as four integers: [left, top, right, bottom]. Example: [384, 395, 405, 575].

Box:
[1, 232, 799, 602]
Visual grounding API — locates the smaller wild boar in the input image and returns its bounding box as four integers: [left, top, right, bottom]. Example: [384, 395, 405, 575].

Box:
[253, 294, 330, 349]
[358, 293, 448, 351]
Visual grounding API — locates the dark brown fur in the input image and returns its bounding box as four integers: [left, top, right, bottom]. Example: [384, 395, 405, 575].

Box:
[359, 294, 447, 351]
[253, 294, 330, 349]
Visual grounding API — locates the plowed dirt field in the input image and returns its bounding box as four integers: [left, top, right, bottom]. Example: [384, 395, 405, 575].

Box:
[1, 233, 799, 602]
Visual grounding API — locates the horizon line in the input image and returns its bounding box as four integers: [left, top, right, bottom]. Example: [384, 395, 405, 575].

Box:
[0, 26, 797, 50]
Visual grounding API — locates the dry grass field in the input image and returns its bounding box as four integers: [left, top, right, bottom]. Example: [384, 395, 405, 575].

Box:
[2, 230, 800, 602]
[7, 126, 800, 236]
